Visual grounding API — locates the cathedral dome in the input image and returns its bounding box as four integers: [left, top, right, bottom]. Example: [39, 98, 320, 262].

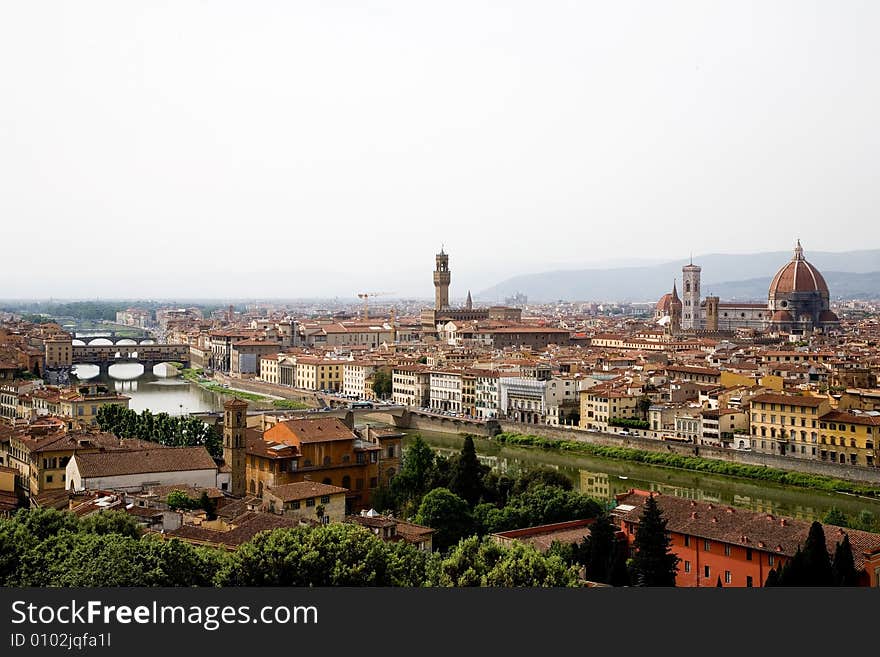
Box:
[769, 241, 829, 297]
[656, 293, 672, 312]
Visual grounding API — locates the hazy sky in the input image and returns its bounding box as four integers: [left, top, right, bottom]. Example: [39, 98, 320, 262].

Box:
[2, 2, 879, 300]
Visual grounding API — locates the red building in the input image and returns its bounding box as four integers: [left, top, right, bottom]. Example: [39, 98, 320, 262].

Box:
[613, 490, 880, 587]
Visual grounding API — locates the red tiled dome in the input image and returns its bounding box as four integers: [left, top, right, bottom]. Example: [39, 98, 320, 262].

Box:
[656, 293, 672, 311]
[769, 241, 829, 297]
[819, 309, 839, 323]
[771, 310, 794, 323]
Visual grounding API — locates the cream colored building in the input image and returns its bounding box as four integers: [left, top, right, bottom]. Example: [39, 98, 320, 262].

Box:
[263, 481, 347, 524]
[579, 387, 641, 432]
[392, 365, 431, 407]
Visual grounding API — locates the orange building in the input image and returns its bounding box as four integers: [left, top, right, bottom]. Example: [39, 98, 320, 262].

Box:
[613, 490, 880, 587]
[245, 417, 401, 513]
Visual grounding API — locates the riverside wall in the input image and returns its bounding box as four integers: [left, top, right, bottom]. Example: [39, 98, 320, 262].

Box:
[496, 421, 880, 485]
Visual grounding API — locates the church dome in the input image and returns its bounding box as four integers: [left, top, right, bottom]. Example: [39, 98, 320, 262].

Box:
[769, 241, 829, 297]
[770, 310, 794, 323]
[656, 293, 672, 312]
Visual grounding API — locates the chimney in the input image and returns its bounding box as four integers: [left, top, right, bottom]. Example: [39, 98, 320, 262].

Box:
[690, 512, 697, 519]
[711, 516, 718, 523]
[779, 518, 786, 527]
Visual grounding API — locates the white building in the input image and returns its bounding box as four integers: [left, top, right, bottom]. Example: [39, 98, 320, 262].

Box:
[392, 365, 431, 408]
[343, 361, 382, 399]
[475, 371, 500, 420]
[429, 370, 463, 413]
[66, 446, 219, 493]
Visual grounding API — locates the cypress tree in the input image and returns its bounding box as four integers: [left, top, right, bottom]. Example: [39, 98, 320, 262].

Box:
[584, 512, 617, 584]
[832, 534, 859, 586]
[778, 547, 806, 586]
[764, 564, 780, 587]
[449, 436, 485, 506]
[630, 495, 679, 586]
[801, 521, 834, 586]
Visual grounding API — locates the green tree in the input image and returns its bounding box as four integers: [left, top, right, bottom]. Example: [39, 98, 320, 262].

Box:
[166, 490, 199, 510]
[801, 521, 834, 586]
[764, 564, 781, 587]
[630, 495, 679, 586]
[822, 507, 849, 528]
[199, 492, 217, 520]
[414, 488, 474, 553]
[778, 547, 807, 586]
[832, 534, 859, 586]
[427, 536, 578, 587]
[79, 511, 143, 539]
[583, 513, 618, 585]
[449, 436, 487, 506]
[215, 524, 429, 586]
[371, 371, 393, 399]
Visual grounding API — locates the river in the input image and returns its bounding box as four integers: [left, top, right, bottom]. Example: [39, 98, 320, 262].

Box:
[404, 430, 880, 524]
[71, 363, 260, 415]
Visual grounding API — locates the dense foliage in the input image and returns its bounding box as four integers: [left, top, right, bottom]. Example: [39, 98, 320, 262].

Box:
[0, 509, 575, 587]
[608, 417, 650, 430]
[96, 404, 221, 458]
[492, 432, 880, 497]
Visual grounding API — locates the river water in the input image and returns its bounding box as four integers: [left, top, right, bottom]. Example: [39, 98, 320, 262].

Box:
[404, 430, 880, 524]
[72, 363, 238, 415]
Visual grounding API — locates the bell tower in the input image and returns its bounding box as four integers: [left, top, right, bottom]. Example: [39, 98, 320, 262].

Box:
[433, 247, 451, 311]
[682, 257, 702, 330]
[223, 397, 248, 497]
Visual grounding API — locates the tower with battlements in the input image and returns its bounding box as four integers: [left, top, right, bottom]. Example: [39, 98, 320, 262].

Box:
[433, 248, 450, 311]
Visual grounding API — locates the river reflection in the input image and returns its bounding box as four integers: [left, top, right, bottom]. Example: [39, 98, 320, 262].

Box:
[406, 431, 880, 523]
[72, 363, 239, 415]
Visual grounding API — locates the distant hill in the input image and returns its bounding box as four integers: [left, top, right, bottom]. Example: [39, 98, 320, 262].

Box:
[477, 249, 880, 303]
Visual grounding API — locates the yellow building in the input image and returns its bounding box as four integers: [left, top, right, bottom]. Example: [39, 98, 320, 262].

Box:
[818, 410, 879, 467]
[748, 393, 830, 458]
[579, 387, 642, 432]
[59, 384, 130, 426]
[719, 371, 784, 391]
[295, 357, 346, 392]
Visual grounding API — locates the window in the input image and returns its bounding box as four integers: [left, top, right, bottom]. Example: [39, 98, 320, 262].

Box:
[322, 478, 332, 485]
[387, 446, 395, 458]
[683, 535, 690, 547]
[370, 452, 378, 463]
[342, 475, 351, 489]
[746, 548, 752, 561]
[323, 456, 331, 465]
[704, 539, 710, 552]
[684, 561, 691, 573]
[768, 554, 774, 566]
[356, 478, 364, 490]
[724, 545, 731, 557]
[46, 475, 53, 483]
[704, 565, 710, 579]
[290, 500, 301, 509]
[306, 498, 316, 507]
[746, 576, 753, 588]
[320, 495, 330, 504]
[369, 477, 378, 488]
[724, 571, 731, 584]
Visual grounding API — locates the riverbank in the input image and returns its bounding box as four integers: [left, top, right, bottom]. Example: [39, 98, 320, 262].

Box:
[490, 432, 880, 498]
[180, 368, 309, 409]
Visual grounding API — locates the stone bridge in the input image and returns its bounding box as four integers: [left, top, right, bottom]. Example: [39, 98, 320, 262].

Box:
[72, 344, 190, 371]
[73, 335, 157, 346]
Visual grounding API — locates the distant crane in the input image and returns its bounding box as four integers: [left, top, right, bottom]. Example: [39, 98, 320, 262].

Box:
[357, 292, 395, 321]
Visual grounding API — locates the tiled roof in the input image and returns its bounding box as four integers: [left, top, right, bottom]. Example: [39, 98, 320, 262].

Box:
[267, 481, 347, 502]
[74, 447, 217, 478]
[614, 491, 880, 571]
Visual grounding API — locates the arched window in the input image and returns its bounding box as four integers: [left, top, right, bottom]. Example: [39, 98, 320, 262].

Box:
[342, 475, 351, 489]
